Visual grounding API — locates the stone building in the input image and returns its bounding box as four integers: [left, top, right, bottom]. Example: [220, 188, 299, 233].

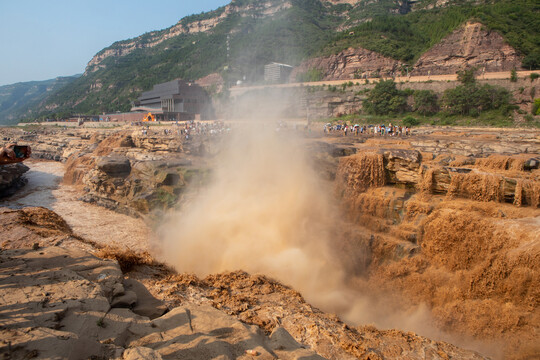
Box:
[264, 62, 293, 83]
[132, 79, 213, 120]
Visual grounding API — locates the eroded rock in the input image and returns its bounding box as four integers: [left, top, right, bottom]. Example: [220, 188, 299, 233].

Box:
[0, 163, 29, 198]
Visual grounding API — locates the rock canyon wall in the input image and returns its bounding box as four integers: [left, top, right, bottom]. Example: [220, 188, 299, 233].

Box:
[1, 125, 539, 359]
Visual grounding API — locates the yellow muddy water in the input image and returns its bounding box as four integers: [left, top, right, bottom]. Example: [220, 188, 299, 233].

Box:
[0, 160, 150, 251]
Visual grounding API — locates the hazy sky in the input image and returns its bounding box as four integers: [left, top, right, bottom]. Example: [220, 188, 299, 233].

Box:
[0, 0, 230, 86]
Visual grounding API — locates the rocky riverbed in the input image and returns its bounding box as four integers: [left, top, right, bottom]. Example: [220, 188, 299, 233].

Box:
[0, 124, 539, 359]
[0, 160, 150, 251]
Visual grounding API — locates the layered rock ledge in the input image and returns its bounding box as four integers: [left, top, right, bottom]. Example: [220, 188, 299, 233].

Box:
[0, 207, 488, 360]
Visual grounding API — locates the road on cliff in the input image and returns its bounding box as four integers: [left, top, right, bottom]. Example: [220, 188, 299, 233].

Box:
[0, 159, 151, 251]
[230, 70, 539, 96]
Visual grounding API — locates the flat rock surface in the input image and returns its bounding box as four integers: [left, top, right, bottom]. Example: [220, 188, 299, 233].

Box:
[0, 245, 326, 360]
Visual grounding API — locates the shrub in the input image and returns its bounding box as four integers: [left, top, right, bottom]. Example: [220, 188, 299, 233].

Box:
[402, 88, 414, 96]
[402, 115, 419, 127]
[476, 84, 513, 114]
[530, 73, 540, 81]
[532, 98, 540, 115]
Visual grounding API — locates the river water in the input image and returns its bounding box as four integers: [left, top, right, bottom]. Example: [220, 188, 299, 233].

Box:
[0, 160, 150, 251]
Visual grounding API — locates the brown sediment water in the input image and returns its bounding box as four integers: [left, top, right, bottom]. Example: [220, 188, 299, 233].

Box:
[446, 172, 506, 202]
[514, 179, 540, 207]
[152, 128, 497, 357]
[335, 152, 386, 198]
[418, 166, 437, 193]
[154, 129, 353, 310]
[0, 160, 150, 251]
[331, 143, 540, 359]
[476, 154, 526, 171]
[3, 124, 537, 358]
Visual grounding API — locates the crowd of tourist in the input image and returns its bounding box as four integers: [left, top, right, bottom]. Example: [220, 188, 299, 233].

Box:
[323, 123, 411, 137]
[181, 120, 230, 139]
[138, 120, 412, 140]
[140, 120, 231, 140]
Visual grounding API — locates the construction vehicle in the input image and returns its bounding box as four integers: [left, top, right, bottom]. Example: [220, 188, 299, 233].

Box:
[142, 112, 156, 122]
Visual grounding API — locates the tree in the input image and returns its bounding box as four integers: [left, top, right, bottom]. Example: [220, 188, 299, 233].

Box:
[363, 80, 408, 115]
[510, 67, 518, 82]
[442, 83, 513, 116]
[442, 85, 476, 115]
[457, 67, 477, 85]
[523, 50, 540, 70]
[413, 90, 439, 115]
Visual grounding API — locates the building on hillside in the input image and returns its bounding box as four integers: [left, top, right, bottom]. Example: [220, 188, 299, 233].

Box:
[264, 62, 293, 83]
[131, 79, 213, 120]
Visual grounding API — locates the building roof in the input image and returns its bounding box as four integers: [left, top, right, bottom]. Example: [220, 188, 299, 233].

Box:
[266, 62, 293, 68]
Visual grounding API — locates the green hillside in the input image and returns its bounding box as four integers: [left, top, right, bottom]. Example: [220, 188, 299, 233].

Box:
[10, 0, 540, 122]
[0, 76, 79, 125]
[43, 0, 344, 116]
[327, 0, 539, 65]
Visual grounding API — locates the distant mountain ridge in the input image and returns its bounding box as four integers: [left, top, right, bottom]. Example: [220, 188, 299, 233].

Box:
[0, 76, 79, 125]
[3, 0, 539, 123]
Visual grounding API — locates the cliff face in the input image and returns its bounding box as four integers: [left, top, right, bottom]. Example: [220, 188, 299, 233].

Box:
[291, 22, 522, 81]
[291, 47, 405, 81]
[85, 1, 292, 74]
[412, 22, 522, 76]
